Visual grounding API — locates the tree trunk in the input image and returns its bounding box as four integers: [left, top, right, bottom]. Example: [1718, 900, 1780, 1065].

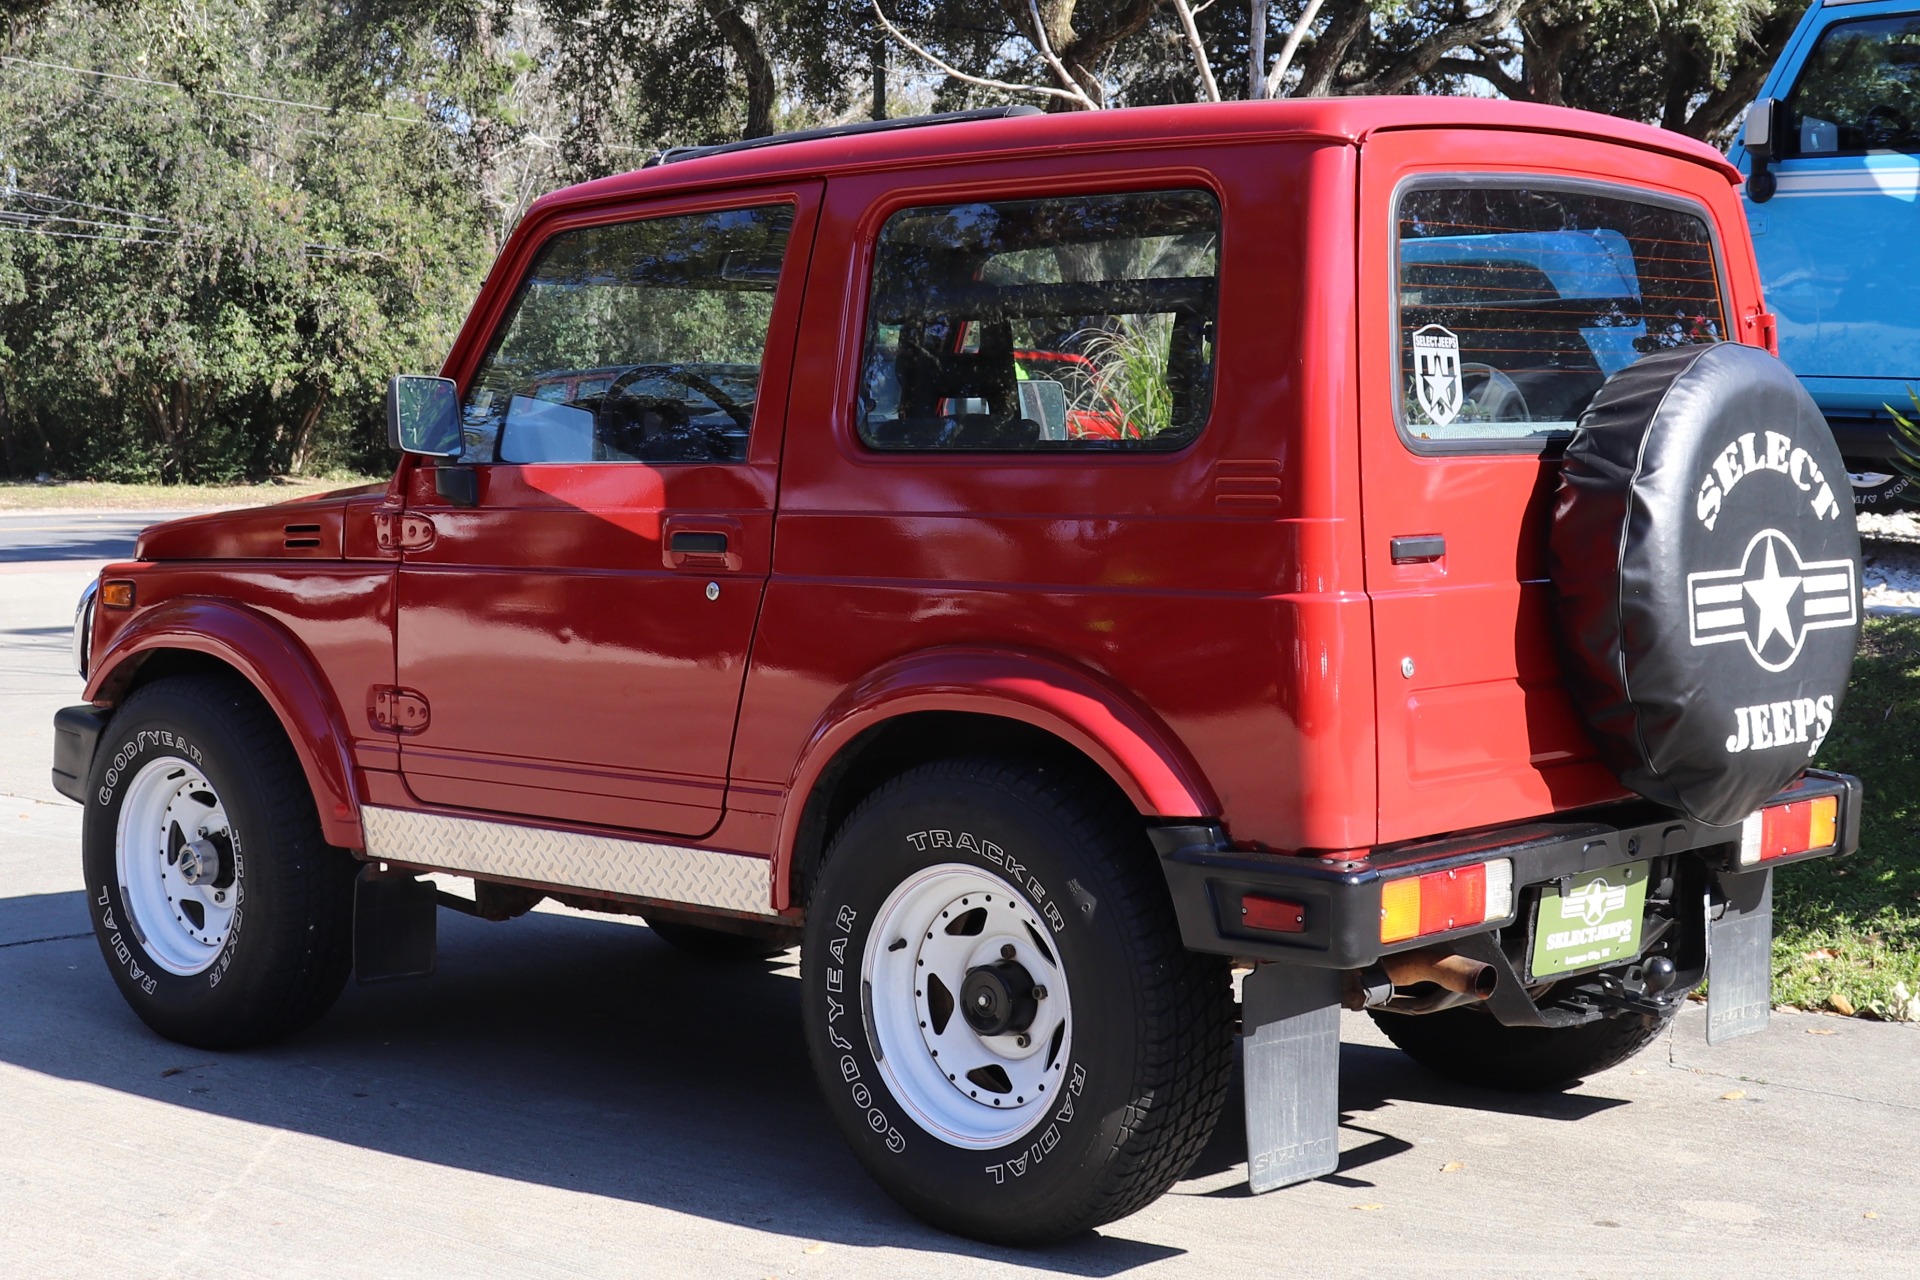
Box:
[1294, 0, 1371, 97]
[288, 386, 329, 476]
[1249, 0, 1268, 100]
[704, 0, 777, 139]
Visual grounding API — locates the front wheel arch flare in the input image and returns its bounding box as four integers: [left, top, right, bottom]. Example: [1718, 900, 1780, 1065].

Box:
[86, 600, 363, 849]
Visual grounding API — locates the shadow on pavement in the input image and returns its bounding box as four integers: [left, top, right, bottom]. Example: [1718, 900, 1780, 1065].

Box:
[1180, 1020, 1630, 1198]
[0, 893, 1179, 1273]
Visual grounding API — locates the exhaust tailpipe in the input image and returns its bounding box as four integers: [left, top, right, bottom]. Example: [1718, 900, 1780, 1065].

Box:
[1381, 950, 1497, 999]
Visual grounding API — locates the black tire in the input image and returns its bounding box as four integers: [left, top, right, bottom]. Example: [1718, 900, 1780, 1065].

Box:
[1368, 1003, 1675, 1092]
[646, 914, 798, 961]
[801, 758, 1233, 1245]
[82, 673, 356, 1049]
[1849, 467, 1916, 510]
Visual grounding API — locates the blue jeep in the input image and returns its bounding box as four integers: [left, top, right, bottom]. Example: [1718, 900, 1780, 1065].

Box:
[1732, 0, 1920, 508]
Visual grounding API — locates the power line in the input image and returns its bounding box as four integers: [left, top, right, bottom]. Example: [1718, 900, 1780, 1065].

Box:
[0, 53, 426, 125]
[2, 186, 173, 224]
[0, 222, 170, 246]
[0, 216, 384, 258]
[0, 208, 180, 237]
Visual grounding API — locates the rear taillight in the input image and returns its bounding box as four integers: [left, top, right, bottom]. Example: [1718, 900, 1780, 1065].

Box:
[1739, 795, 1839, 866]
[1379, 859, 1514, 944]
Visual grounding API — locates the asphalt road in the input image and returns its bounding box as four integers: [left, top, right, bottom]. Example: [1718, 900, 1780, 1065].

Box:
[2, 510, 1917, 1278]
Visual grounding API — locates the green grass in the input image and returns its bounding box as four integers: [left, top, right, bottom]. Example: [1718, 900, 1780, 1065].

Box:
[1774, 616, 1920, 1020]
[0, 475, 381, 511]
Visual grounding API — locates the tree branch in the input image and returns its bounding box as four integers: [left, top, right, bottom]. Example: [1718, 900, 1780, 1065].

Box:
[1294, 0, 1370, 97]
[1432, 53, 1526, 102]
[1025, 0, 1103, 107]
[1346, 0, 1524, 96]
[871, 1, 1096, 108]
[1170, 0, 1221, 102]
[1264, 0, 1326, 99]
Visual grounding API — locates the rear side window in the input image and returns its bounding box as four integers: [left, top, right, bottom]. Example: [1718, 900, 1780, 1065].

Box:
[858, 189, 1219, 452]
[1786, 16, 1920, 156]
[1395, 184, 1725, 448]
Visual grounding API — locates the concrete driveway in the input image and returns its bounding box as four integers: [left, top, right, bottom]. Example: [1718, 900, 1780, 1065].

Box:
[2, 510, 1916, 1278]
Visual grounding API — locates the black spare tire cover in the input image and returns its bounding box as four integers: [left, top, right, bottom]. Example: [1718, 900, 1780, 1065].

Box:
[1550, 342, 1860, 827]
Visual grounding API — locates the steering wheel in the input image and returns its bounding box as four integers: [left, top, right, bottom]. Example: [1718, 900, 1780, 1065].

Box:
[1459, 363, 1531, 424]
[1865, 103, 1913, 148]
[605, 365, 752, 430]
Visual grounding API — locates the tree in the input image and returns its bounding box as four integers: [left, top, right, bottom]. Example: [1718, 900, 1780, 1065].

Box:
[0, 0, 491, 479]
[873, 0, 1805, 140]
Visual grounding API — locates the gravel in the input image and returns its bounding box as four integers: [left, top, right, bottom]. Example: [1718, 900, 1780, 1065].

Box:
[1859, 511, 1920, 615]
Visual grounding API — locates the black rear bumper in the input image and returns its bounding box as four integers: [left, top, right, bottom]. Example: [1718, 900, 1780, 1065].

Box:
[1155, 769, 1861, 969]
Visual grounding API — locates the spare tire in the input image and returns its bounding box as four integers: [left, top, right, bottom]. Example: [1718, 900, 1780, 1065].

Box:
[1550, 343, 1861, 827]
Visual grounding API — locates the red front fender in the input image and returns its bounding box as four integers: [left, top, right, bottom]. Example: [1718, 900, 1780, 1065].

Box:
[85, 597, 365, 849]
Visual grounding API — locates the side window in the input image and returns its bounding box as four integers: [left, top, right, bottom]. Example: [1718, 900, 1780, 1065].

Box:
[858, 189, 1219, 452]
[1396, 184, 1725, 449]
[459, 204, 795, 464]
[1786, 17, 1920, 157]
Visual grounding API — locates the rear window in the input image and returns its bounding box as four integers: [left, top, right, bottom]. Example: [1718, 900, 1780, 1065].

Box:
[1395, 184, 1726, 449]
[857, 189, 1219, 452]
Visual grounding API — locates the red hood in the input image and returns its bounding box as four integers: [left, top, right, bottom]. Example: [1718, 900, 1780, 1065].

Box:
[135, 482, 387, 561]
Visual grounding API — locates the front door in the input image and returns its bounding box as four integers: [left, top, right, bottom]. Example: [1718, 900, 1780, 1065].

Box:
[395, 185, 820, 836]
[1756, 8, 1920, 412]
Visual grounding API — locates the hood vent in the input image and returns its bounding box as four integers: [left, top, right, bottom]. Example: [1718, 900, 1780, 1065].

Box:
[283, 522, 323, 549]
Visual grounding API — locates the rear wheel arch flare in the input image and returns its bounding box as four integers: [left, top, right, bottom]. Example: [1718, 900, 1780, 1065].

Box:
[781, 708, 1176, 912]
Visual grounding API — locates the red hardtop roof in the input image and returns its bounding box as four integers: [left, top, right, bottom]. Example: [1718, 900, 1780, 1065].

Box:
[529, 97, 1738, 218]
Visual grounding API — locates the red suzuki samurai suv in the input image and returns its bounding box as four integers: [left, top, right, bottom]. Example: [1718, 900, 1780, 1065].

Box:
[54, 99, 1864, 1244]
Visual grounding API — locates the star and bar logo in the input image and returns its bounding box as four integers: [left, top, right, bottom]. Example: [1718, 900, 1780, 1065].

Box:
[1687, 529, 1857, 673]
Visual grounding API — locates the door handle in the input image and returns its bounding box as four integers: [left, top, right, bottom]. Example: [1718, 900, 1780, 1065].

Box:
[1390, 534, 1446, 564]
[662, 516, 744, 571]
[669, 531, 729, 555]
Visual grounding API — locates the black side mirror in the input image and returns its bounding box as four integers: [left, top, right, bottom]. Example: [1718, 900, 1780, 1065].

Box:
[386, 375, 462, 457]
[1745, 97, 1786, 203]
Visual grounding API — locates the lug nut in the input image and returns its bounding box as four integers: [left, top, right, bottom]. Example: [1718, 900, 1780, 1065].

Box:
[1032, 985, 1047, 1000]
[1000, 943, 1016, 959]
[1016, 1033, 1030, 1048]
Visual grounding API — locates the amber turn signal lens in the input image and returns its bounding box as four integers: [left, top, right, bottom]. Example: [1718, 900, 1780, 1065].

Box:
[99, 580, 135, 609]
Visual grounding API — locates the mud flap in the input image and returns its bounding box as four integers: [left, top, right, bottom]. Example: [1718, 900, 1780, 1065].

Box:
[354, 869, 437, 984]
[1706, 868, 1772, 1045]
[1242, 962, 1342, 1193]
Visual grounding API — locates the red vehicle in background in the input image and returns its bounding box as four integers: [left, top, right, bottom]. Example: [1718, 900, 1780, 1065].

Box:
[55, 100, 1862, 1244]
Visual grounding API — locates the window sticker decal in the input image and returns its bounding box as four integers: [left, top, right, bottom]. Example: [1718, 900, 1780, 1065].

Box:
[1411, 324, 1463, 427]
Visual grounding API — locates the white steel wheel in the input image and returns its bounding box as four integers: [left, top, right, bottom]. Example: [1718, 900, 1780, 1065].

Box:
[863, 863, 1072, 1149]
[114, 755, 238, 977]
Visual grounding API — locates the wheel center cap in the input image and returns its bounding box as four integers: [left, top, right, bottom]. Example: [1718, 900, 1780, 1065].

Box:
[960, 958, 1038, 1037]
[177, 836, 224, 887]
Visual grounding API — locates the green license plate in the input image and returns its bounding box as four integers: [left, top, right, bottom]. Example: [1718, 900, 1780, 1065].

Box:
[1529, 863, 1649, 980]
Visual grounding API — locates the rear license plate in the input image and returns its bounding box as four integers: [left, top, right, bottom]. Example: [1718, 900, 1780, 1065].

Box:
[1529, 862, 1649, 980]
